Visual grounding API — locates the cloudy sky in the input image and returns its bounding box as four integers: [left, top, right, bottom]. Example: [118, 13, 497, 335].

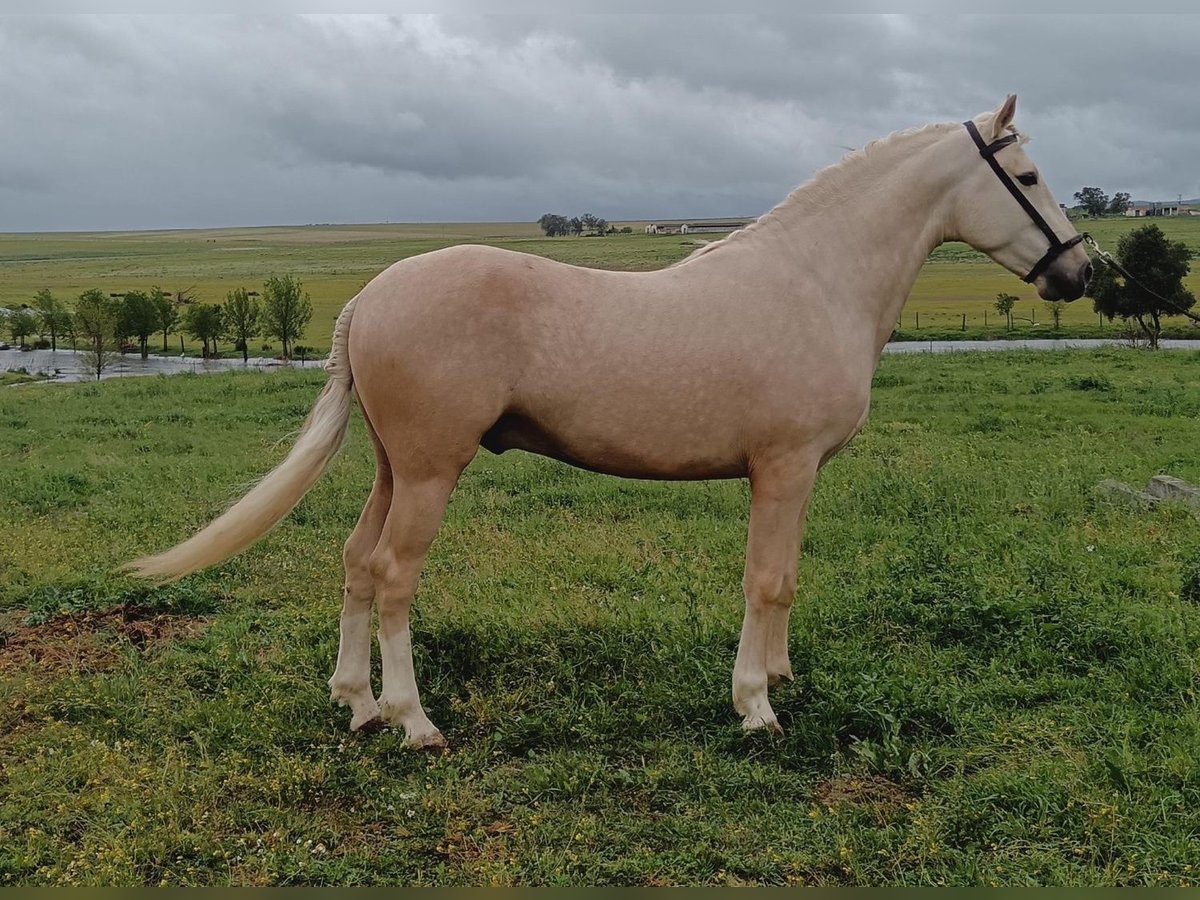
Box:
[1, 14, 1197, 232]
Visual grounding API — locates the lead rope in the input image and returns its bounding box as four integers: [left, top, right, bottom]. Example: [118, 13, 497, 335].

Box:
[1081, 232, 1200, 323]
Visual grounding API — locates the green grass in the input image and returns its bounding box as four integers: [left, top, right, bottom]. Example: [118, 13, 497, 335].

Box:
[4, 216, 1198, 358]
[0, 370, 46, 387]
[4, 350, 1200, 885]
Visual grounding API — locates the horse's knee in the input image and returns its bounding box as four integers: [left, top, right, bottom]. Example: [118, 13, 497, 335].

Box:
[742, 567, 792, 609]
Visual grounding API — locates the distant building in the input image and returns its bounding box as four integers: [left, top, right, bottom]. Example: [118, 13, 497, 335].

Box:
[1125, 201, 1196, 217]
[644, 220, 750, 235]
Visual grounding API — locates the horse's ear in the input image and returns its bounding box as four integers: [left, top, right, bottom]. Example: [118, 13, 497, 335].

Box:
[989, 94, 1018, 141]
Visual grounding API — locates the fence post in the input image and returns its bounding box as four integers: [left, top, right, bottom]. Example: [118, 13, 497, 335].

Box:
[916, 312, 920, 330]
[984, 310, 988, 327]
[961, 313, 966, 331]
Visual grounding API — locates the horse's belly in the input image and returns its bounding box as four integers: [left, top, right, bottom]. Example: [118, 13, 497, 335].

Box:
[479, 411, 747, 480]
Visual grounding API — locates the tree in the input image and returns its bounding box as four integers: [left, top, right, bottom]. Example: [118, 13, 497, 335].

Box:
[537, 213, 571, 237]
[1088, 223, 1195, 349]
[184, 303, 225, 358]
[32, 289, 70, 351]
[262, 275, 312, 359]
[223, 287, 261, 362]
[118, 290, 159, 359]
[993, 292, 1018, 331]
[569, 216, 583, 236]
[1108, 192, 1131, 216]
[5, 307, 37, 347]
[150, 286, 178, 353]
[1073, 186, 1109, 218]
[1044, 299, 1065, 331]
[74, 288, 120, 381]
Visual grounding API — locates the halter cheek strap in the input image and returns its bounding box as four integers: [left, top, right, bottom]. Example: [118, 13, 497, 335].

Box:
[963, 120, 1083, 283]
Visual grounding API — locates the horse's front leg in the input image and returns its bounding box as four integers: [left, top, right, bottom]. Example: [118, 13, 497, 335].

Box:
[732, 455, 817, 733]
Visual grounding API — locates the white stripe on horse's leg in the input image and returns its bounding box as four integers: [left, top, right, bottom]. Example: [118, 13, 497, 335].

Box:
[329, 470, 391, 731]
[733, 460, 816, 732]
[766, 497, 810, 687]
[371, 475, 457, 750]
[765, 603, 795, 687]
[331, 585, 381, 730]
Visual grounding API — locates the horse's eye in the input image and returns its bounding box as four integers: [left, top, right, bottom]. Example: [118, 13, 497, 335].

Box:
[1017, 172, 1038, 187]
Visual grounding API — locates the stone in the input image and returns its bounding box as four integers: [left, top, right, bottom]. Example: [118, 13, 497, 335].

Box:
[1145, 475, 1200, 510]
[1094, 479, 1161, 510]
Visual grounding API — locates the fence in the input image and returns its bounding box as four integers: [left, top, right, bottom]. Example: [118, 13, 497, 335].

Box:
[895, 307, 1113, 332]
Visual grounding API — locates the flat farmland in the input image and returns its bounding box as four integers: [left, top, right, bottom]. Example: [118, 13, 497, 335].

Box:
[3, 216, 1197, 356]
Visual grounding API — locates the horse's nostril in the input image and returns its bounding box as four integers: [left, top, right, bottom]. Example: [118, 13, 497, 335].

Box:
[1082, 261, 1093, 285]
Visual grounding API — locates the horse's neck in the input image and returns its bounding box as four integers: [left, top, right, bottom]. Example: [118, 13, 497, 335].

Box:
[702, 127, 956, 350]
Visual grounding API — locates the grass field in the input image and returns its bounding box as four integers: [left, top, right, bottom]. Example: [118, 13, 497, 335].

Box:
[4, 349, 1200, 885]
[3, 216, 1198, 357]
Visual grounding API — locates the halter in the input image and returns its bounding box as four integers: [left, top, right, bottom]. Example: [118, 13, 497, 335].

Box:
[963, 120, 1083, 284]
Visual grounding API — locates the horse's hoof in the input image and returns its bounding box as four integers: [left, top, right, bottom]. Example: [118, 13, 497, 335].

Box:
[350, 711, 385, 733]
[742, 713, 783, 735]
[406, 728, 448, 752]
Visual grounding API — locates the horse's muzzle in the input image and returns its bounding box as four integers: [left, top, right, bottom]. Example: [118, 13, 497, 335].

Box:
[1037, 258, 1092, 302]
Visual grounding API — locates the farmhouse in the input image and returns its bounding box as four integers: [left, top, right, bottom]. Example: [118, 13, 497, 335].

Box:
[645, 220, 750, 235]
[1125, 201, 1198, 217]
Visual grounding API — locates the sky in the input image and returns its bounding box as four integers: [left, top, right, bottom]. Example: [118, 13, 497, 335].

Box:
[1, 14, 1197, 232]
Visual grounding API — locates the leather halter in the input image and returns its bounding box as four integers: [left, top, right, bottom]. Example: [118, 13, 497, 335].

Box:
[963, 120, 1083, 283]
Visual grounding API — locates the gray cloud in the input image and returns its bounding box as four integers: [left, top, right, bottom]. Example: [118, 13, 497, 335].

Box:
[1, 14, 1197, 231]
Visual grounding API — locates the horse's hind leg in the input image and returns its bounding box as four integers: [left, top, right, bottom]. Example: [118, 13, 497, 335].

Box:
[370, 466, 465, 749]
[329, 428, 392, 731]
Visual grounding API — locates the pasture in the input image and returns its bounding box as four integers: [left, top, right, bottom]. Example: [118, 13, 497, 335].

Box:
[3, 349, 1200, 885]
[2, 216, 1199, 357]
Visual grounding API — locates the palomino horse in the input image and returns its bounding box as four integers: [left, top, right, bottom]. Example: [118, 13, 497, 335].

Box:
[130, 96, 1090, 748]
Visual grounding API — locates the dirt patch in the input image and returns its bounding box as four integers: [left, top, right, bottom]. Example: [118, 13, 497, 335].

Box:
[813, 774, 907, 821]
[0, 606, 207, 674]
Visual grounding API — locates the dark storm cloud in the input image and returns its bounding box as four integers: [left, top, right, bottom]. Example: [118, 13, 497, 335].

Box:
[0, 14, 1196, 231]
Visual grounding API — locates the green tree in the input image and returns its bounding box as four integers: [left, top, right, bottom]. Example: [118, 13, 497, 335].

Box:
[537, 213, 571, 237]
[32, 289, 70, 351]
[150, 286, 178, 353]
[184, 303, 225, 358]
[5, 307, 37, 347]
[1088, 223, 1195, 349]
[1044, 299, 1065, 331]
[223, 287, 261, 363]
[74, 288, 120, 381]
[1073, 186, 1109, 218]
[262, 275, 312, 359]
[1108, 192, 1131, 216]
[993, 292, 1018, 331]
[118, 290, 159, 359]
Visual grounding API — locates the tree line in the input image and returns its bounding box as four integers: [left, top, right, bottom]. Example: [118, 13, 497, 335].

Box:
[1073, 187, 1132, 218]
[537, 212, 632, 237]
[2, 275, 314, 380]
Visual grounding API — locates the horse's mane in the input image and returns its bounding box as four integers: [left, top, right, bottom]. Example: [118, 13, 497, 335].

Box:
[676, 120, 1003, 264]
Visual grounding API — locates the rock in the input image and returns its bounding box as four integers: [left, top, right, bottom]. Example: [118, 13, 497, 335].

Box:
[1095, 479, 1161, 510]
[1145, 475, 1200, 510]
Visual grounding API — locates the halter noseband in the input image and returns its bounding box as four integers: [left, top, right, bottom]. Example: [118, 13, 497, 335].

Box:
[963, 120, 1083, 284]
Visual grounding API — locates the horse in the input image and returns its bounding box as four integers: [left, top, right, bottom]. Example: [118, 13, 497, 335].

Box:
[128, 95, 1091, 749]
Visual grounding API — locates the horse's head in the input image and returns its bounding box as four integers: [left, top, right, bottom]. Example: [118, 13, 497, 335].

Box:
[950, 95, 1091, 301]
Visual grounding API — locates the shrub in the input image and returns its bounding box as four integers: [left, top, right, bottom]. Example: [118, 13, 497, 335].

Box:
[1066, 374, 1113, 392]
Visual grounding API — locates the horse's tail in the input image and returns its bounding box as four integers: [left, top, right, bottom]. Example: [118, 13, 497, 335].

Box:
[124, 295, 360, 582]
